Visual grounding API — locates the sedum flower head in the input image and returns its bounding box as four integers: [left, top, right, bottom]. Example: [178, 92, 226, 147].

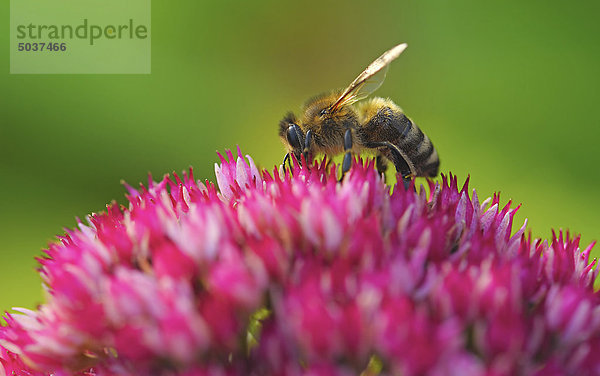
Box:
[1, 148, 599, 375]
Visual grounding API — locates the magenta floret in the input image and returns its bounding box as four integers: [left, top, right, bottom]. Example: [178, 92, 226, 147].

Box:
[1, 149, 598, 375]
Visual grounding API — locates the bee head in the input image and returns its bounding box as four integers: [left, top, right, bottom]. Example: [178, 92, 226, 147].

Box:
[278, 92, 358, 161]
[278, 112, 304, 159]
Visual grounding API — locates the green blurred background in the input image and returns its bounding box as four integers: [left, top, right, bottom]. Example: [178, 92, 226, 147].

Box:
[1, 1, 599, 313]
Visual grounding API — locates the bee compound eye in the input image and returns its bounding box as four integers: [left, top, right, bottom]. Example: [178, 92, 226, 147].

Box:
[286, 125, 302, 149]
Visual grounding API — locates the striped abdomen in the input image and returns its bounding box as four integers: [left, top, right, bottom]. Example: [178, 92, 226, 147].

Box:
[356, 101, 439, 178]
[396, 114, 439, 177]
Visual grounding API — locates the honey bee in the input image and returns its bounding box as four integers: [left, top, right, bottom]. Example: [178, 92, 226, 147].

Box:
[278, 43, 439, 186]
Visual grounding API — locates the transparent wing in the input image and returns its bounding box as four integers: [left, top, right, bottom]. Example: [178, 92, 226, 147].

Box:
[329, 43, 407, 113]
[351, 64, 390, 102]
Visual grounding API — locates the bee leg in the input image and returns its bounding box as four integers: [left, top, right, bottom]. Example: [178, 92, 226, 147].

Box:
[282, 153, 292, 174]
[400, 173, 413, 191]
[367, 141, 414, 191]
[342, 153, 353, 175]
[375, 155, 388, 176]
[303, 130, 313, 165]
[340, 129, 353, 181]
[389, 154, 413, 191]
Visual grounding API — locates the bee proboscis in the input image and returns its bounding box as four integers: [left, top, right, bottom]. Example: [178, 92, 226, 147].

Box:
[279, 43, 439, 186]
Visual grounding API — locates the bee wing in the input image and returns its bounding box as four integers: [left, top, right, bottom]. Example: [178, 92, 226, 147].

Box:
[329, 43, 407, 112]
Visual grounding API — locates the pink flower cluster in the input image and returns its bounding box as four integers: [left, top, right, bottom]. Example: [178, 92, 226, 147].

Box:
[1, 148, 599, 375]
